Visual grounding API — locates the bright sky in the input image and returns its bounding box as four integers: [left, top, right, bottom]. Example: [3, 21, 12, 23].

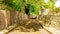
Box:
[43, 0, 60, 15]
[44, 0, 60, 7]
[44, 0, 48, 2]
[55, 0, 60, 7]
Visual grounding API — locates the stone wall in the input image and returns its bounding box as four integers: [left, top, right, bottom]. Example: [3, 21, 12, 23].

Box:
[0, 9, 29, 30]
[0, 9, 8, 30]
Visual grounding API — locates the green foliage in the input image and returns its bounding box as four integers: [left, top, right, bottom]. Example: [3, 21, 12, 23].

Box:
[5, 0, 25, 12]
[0, 0, 4, 4]
[29, 5, 39, 15]
[26, 0, 40, 16]
[3, 0, 57, 15]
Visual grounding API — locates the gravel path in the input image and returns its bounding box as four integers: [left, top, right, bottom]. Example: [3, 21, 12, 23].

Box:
[0, 29, 50, 34]
[0, 26, 60, 34]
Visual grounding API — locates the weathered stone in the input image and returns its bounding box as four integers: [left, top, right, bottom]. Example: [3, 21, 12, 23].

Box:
[0, 10, 6, 30]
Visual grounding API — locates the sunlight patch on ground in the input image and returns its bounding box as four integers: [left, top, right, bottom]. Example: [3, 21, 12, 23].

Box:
[43, 9, 49, 15]
[44, 26, 60, 34]
[0, 30, 8, 34]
